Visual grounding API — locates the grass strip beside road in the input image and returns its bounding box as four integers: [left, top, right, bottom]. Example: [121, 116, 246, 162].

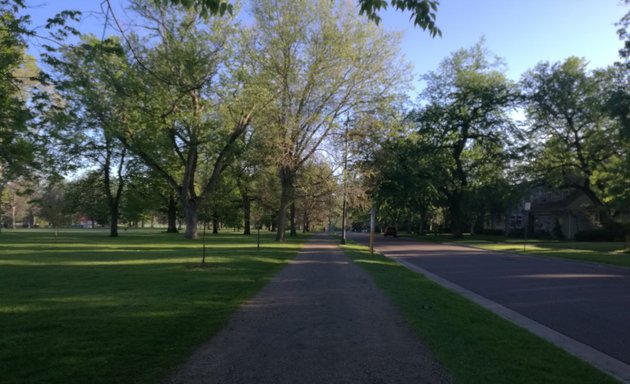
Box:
[0, 229, 307, 384]
[414, 234, 630, 268]
[342, 242, 618, 384]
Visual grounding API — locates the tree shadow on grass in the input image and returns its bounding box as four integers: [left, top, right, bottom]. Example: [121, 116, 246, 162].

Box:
[0, 231, 309, 384]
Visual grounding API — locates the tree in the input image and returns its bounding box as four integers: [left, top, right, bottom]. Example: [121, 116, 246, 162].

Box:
[0, 1, 80, 233]
[158, 0, 441, 34]
[35, 182, 69, 235]
[64, 171, 110, 227]
[124, 167, 179, 231]
[200, 175, 240, 234]
[0, 179, 34, 229]
[47, 35, 133, 237]
[66, 1, 261, 239]
[606, 2, 630, 248]
[252, 0, 409, 240]
[294, 159, 338, 233]
[229, 111, 278, 235]
[368, 132, 443, 233]
[523, 57, 629, 245]
[0, 1, 36, 229]
[413, 41, 518, 237]
[522, 58, 619, 214]
[615, 0, 629, 68]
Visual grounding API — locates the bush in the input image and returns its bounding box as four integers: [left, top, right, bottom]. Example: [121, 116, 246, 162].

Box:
[507, 228, 525, 238]
[552, 219, 565, 240]
[533, 230, 553, 239]
[507, 228, 551, 239]
[574, 228, 623, 242]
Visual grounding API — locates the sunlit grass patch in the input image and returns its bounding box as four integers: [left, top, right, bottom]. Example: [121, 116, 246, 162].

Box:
[413, 233, 629, 268]
[0, 229, 308, 384]
[469, 242, 630, 268]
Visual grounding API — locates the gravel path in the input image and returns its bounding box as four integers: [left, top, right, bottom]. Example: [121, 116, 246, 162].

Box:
[161, 234, 450, 384]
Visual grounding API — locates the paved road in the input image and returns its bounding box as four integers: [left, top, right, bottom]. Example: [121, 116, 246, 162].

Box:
[349, 232, 630, 366]
[162, 234, 450, 384]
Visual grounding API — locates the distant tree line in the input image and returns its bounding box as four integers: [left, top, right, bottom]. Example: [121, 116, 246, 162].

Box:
[1, 0, 628, 248]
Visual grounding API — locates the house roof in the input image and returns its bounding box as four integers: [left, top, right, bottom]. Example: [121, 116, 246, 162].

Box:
[530, 189, 594, 214]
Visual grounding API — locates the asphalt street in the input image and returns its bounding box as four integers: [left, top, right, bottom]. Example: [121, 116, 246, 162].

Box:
[348, 232, 630, 366]
[162, 234, 450, 384]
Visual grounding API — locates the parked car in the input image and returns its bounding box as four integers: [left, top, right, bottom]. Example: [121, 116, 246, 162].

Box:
[383, 226, 397, 238]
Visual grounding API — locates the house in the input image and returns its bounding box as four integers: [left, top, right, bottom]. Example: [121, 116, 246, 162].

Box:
[529, 189, 600, 239]
[503, 188, 600, 239]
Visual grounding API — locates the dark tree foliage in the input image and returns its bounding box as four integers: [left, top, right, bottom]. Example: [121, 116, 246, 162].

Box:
[521, 57, 618, 208]
[414, 42, 518, 237]
[616, 0, 629, 67]
[156, 0, 441, 36]
[0, 0, 34, 180]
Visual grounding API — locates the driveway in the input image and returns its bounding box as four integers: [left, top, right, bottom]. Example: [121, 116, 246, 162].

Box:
[348, 232, 630, 366]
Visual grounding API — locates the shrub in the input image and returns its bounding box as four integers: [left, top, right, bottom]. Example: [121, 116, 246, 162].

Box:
[508, 228, 551, 239]
[574, 228, 623, 242]
[480, 229, 505, 236]
[552, 219, 565, 240]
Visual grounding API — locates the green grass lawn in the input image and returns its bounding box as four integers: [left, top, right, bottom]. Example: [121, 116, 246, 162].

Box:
[0, 229, 307, 384]
[411, 233, 630, 268]
[342, 242, 618, 384]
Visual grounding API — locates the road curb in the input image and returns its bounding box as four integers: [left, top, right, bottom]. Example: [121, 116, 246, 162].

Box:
[386, 253, 630, 383]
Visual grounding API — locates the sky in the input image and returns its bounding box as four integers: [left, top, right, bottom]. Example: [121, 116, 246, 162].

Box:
[24, 0, 628, 96]
[378, 0, 626, 93]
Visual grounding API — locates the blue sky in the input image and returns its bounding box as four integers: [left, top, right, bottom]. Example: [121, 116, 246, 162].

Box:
[378, 0, 626, 92]
[25, 0, 627, 95]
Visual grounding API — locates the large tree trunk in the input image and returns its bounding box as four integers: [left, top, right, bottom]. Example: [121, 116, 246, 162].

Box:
[275, 166, 295, 241]
[276, 192, 289, 241]
[0, 182, 4, 233]
[289, 202, 297, 237]
[449, 193, 463, 238]
[237, 179, 252, 235]
[302, 210, 309, 233]
[212, 215, 219, 234]
[166, 194, 178, 233]
[103, 145, 126, 238]
[110, 206, 119, 237]
[242, 194, 251, 235]
[183, 199, 199, 239]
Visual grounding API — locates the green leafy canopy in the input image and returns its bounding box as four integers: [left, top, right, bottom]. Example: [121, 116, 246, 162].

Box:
[155, 0, 441, 36]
